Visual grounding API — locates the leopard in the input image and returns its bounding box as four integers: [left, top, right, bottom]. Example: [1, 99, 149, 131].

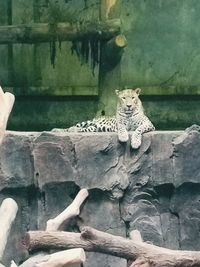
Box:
[52, 88, 155, 149]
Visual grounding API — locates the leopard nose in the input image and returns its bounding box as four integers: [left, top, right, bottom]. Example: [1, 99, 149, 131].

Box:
[126, 104, 132, 108]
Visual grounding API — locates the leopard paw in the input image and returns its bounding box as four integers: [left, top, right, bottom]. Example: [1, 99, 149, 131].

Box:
[118, 131, 129, 143]
[131, 133, 142, 149]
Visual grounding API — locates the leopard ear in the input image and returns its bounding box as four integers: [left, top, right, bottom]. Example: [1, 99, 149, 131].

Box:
[115, 90, 120, 96]
[135, 88, 141, 95]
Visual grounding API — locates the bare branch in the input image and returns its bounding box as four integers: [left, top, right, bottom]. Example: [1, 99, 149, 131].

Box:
[36, 248, 85, 267]
[129, 258, 150, 267]
[46, 188, 89, 231]
[129, 230, 143, 243]
[0, 198, 18, 260]
[0, 86, 15, 145]
[10, 260, 18, 267]
[26, 226, 200, 267]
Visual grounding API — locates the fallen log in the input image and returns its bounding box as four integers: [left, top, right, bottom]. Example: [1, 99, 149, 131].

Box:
[26, 226, 200, 267]
[0, 19, 120, 44]
[46, 188, 89, 231]
[36, 248, 85, 267]
[0, 198, 18, 260]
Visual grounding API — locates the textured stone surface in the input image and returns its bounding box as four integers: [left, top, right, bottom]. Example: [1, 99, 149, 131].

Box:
[172, 128, 200, 186]
[0, 131, 35, 190]
[1, 129, 200, 266]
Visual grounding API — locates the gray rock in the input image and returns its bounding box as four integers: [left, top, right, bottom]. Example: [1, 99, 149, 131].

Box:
[170, 183, 200, 250]
[85, 252, 127, 267]
[150, 131, 175, 186]
[122, 199, 159, 222]
[172, 130, 200, 186]
[130, 215, 163, 246]
[160, 212, 179, 249]
[0, 129, 200, 266]
[37, 181, 80, 230]
[33, 132, 77, 188]
[0, 131, 36, 190]
[80, 189, 126, 236]
[70, 133, 128, 194]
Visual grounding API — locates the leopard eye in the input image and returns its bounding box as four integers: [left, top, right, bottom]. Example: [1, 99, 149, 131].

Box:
[122, 97, 126, 100]
[132, 97, 135, 99]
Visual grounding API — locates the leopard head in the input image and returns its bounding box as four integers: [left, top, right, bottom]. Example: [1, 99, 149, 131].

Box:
[115, 88, 141, 114]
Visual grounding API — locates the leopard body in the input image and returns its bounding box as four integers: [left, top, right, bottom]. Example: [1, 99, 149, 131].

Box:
[52, 88, 155, 149]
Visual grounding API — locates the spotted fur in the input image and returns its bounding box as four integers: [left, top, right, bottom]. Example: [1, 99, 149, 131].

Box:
[52, 88, 155, 149]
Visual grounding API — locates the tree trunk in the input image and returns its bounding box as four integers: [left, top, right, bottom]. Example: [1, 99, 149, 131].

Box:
[26, 226, 200, 267]
[103, 34, 127, 68]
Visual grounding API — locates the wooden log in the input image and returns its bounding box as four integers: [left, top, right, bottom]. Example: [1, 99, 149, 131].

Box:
[19, 249, 85, 267]
[10, 261, 18, 267]
[0, 180, 87, 265]
[36, 248, 85, 267]
[128, 230, 145, 267]
[0, 198, 18, 260]
[0, 19, 120, 44]
[0, 86, 15, 145]
[107, 34, 127, 48]
[46, 188, 89, 231]
[129, 230, 143, 244]
[17, 253, 49, 267]
[101, 34, 126, 70]
[129, 259, 150, 267]
[19, 190, 88, 267]
[105, 34, 127, 56]
[26, 226, 200, 267]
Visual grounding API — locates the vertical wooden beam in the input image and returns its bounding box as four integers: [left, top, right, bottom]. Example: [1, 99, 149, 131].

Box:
[0, 1, 10, 84]
[6, 0, 12, 25]
[98, 0, 121, 117]
[7, 0, 14, 86]
[33, 0, 42, 87]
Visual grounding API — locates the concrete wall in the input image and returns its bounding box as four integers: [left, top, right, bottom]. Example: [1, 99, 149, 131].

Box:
[1, 127, 200, 266]
[1, 0, 200, 130]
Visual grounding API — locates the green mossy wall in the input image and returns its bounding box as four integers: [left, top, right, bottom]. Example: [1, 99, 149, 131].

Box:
[0, 0, 200, 130]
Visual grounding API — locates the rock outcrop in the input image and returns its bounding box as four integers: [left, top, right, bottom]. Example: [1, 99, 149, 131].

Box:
[0, 128, 200, 266]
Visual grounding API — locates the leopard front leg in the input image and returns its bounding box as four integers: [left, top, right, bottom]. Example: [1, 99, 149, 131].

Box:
[131, 122, 154, 149]
[131, 130, 142, 149]
[118, 123, 129, 143]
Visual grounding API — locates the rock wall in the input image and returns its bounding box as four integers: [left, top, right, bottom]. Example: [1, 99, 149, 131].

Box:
[1, 127, 200, 266]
